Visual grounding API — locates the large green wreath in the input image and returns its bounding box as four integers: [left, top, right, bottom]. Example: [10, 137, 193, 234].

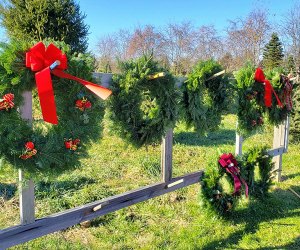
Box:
[0, 40, 105, 175]
[200, 146, 274, 215]
[235, 64, 292, 135]
[181, 60, 228, 133]
[107, 56, 179, 147]
[199, 156, 236, 215]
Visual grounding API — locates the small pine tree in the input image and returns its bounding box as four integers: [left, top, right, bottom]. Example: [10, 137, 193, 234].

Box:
[263, 33, 284, 70]
[0, 0, 89, 53]
[285, 55, 296, 74]
[290, 82, 300, 142]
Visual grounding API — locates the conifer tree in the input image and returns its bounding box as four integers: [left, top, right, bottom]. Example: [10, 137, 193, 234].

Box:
[263, 33, 284, 70]
[285, 55, 296, 73]
[0, 0, 89, 53]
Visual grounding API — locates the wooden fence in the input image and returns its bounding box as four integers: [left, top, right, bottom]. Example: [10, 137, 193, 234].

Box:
[0, 73, 290, 249]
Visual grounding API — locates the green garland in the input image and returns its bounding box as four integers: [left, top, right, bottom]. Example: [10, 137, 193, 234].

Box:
[235, 65, 292, 135]
[200, 146, 274, 215]
[181, 60, 229, 133]
[0, 40, 105, 176]
[107, 56, 179, 147]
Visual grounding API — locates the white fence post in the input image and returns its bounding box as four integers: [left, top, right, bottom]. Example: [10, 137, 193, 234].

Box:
[19, 91, 35, 224]
[235, 122, 243, 156]
[161, 129, 173, 183]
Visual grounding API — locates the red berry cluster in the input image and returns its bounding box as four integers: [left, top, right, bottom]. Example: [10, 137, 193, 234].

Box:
[251, 116, 264, 127]
[64, 138, 80, 151]
[20, 142, 37, 160]
[0, 93, 14, 111]
[75, 97, 92, 111]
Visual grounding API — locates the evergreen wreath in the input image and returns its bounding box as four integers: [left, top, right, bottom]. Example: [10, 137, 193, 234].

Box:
[240, 146, 274, 198]
[181, 59, 228, 133]
[200, 146, 274, 215]
[235, 64, 292, 135]
[0, 40, 106, 176]
[107, 56, 179, 147]
[199, 154, 239, 215]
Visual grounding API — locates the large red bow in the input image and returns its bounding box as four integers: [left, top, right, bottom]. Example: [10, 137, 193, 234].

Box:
[254, 68, 283, 108]
[26, 42, 112, 124]
[218, 153, 248, 197]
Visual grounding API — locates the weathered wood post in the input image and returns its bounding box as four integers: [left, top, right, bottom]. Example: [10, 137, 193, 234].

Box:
[19, 91, 35, 224]
[272, 117, 290, 182]
[161, 129, 173, 183]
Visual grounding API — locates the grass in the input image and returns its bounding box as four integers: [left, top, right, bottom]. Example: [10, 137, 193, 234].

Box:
[0, 114, 299, 249]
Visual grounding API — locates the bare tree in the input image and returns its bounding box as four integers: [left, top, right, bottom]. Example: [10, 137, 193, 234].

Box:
[281, 3, 300, 71]
[96, 29, 131, 72]
[194, 25, 224, 61]
[161, 21, 197, 74]
[127, 25, 163, 59]
[226, 9, 270, 70]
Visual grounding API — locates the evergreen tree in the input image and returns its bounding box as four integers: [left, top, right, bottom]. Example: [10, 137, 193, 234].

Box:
[0, 0, 89, 53]
[290, 82, 300, 142]
[263, 33, 284, 70]
[284, 54, 296, 74]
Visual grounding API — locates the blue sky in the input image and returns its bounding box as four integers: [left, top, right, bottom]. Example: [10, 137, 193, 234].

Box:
[0, 0, 298, 52]
[77, 0, 298, 52]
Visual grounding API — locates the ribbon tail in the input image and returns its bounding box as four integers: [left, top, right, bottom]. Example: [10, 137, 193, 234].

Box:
[264, 80, 273, 107]
[35, 68, 58, 124]
[271, 87, 283, 108]
[240, 177, 249, 198]
[52, 69, 112, 100]
[232, 174, 242, 196]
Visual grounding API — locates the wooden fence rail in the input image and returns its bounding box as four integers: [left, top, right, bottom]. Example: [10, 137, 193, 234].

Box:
[0, 170, 203, 249]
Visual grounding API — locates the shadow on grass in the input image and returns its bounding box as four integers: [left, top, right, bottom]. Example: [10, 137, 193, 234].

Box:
[281, 172, 300, 181]
[35, 177, 96, 199]
[201, 187, 300, 250]
[174, 129, 236, 146]
[0, 183, 17, 200]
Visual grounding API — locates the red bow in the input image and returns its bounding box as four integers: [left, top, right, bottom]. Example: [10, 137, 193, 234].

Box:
[254, 68, 283, 108]
[218, 153, 248, 197]
[26, 42, 112, 124]
[0, 93, 14, 110]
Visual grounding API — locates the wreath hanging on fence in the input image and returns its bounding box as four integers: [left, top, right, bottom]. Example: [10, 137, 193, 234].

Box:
[181, 60, 229, 133]
[200, 153, 247, 215]
[240, 146, 274, 198]
[200, 146, 274, 215]
[235, 64, 293, 135]
[0, 40, 111, 175]
[107, 56, 179, 147]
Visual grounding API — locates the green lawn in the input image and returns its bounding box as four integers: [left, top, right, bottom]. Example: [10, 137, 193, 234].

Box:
[0, 114, 299, 249]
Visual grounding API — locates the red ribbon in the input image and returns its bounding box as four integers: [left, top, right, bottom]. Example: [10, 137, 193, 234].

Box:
[283, 77, 293, 111]
[254, 68, 283, 108]
[26, 42, 112, 124]
[218, 153, 248, 197]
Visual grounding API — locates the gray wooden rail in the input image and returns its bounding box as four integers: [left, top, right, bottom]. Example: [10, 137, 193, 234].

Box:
[0, 169, 202, 248]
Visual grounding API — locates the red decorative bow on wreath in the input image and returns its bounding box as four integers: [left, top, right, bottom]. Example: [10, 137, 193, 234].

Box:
[26, 42, 112, 124]
[0, 93, 14, 111]
[218, 153, 248, 197]
[254, 68, 283, 108]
